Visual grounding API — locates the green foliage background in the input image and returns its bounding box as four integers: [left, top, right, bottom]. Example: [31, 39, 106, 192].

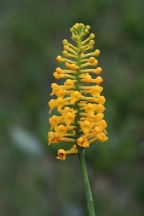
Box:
[0, 0, 144, 215]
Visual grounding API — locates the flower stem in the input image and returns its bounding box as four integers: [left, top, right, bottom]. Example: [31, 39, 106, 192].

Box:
[78, 148, 96, 216]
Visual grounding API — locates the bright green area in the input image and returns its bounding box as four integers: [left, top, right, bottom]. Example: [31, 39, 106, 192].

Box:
[0, 0, 144, 215]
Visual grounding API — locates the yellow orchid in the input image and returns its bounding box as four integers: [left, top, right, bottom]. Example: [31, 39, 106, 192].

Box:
[48, 23, 108, 160]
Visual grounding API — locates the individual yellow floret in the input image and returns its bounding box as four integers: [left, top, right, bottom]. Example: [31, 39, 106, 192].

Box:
[51, 83, 68, 97]
[96, 96, 106, 104]
[84, 103, 96, 114]
[63, 39, 68, 45]
[56, 67, 63, 74]
[94, 49, 100, 56]
[90, 33, 95, 39]
[49, 115, 61, 130]
[63, 50, 69, 57]
[77, 136, 90, 147]
[48, 131, 62, 145]
[64, 79, 74, 88]
[95, 104, 105, 113]
[83, 73, 92, 83]
[94, 113, 104, 121]
[80, 120, 94, 135]
[56, 55, 65, 62]
[94, 76, 103, 84]
[57, 149, 66, 160]
[65, 62, 79, 71]
[55, 124, 67, 136]
[70, 91, 82, 104]
[97, 132, 108, 142]
[84, 85, 103, 97]
[94, 67, 103, 74]
[49, 99, 57, 113]
[53, 72, 63, 79]
[57, 145, 78, 160]
[61, 110, 76, 126]
[56, 97, 66, 111]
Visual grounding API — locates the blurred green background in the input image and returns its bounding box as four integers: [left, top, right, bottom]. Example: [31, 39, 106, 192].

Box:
[0, 0, 144, 215]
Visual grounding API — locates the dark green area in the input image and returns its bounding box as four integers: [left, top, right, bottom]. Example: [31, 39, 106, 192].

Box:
[0, 0, 144, 215]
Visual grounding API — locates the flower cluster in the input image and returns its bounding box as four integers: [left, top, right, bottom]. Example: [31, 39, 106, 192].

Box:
[48, 23, 108, 160]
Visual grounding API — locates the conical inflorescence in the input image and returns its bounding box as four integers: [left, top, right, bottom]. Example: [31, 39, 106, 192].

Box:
[48, 23, 108, 160]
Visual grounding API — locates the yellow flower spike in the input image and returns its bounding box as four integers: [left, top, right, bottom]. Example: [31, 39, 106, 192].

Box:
[48, 23, 108, 160]
[48, 24, 108, 215]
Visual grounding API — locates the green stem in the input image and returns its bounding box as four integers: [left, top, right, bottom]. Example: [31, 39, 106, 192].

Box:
[78, 148, 96, 216]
